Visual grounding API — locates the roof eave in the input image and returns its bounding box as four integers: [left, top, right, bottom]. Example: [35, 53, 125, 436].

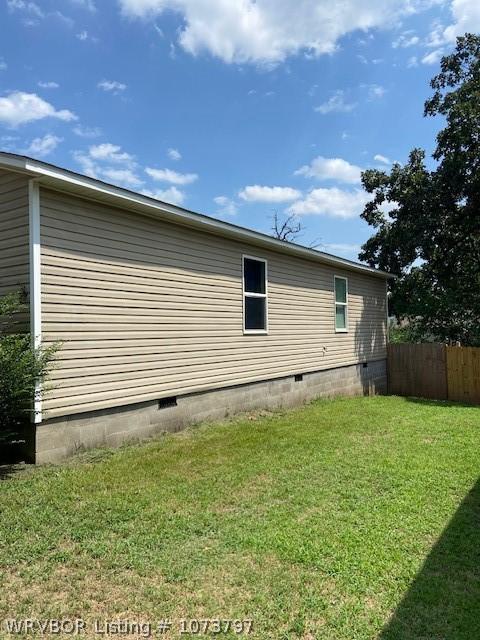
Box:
[0, 152, 394, 279]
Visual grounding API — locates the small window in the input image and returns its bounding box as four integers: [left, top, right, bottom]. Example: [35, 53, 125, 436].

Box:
[243, 256, 268, 333]
[334, 276, 348, 332]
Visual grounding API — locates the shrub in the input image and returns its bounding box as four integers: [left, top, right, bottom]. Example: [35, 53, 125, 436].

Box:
[0, 291, 58, 444]
[388, 318, 439, 344]
[389, 321, 421, 344]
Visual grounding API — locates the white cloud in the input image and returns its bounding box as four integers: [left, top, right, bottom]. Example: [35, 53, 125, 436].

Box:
[7, 0, 44, 18]
[422, 49, 444, 65]
[315, 90, 356, 114]
[38, 81, 59, 89]
[167, 147, 182, 161]
[358, 54, 384, 64]
[358, 33, 374, 46]
[295, 156, 362, 184]
[102, 167, 144, 187]
[73, 143, 140, 187]
[214, 195, 238, 216]
[97, 79, 127, 93]
[25, 133, 62, 157]
[421, 2, 480, 53]
[73, 150, 100, 178]
[443, 0, 480, 43]
[142, 186, 185, 205]
[364, 83, 386, 99]
[374, 154, 390, 164]
[73, 143, 196, 201]
[425, 20, 446, 48]
[0, 59, 7, 71]
[76, 29, 98, 42]
[392, 31, 419, 48]
[73, 124, 102, 138]
[288, 187, 369, 218]
[119, 0, 435, 66]
[51, 10, 74, 27]
[145, 167, 198, 185]
[0, 91, 77, 127]
[89, 143, 133, 163]
[7, 1, 75, 27]
[238, 185, 301, 203]
[407, 55, 418, 67]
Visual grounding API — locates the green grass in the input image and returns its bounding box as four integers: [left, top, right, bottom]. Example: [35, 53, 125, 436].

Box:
[1, 396, 479, 639]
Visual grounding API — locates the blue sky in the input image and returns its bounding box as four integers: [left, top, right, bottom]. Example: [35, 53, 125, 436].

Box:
[0, 0, 477, 260]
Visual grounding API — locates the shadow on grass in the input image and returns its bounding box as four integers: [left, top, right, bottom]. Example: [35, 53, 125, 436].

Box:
[380, 477, 480, 640]
[0, 463, 28, 481]
[0, 437, 30, 480]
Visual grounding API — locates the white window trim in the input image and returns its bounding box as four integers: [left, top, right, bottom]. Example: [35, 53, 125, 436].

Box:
[334, 275, 349, 333]
[242, 255, 268, 335]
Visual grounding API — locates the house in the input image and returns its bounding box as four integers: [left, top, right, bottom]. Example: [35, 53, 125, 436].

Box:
[0, 153, 393, 463]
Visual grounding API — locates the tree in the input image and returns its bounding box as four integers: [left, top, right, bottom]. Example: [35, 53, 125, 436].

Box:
[360, 33, 480, 345]
[271, 211, 304, 242]
[270, 211, 322, 248]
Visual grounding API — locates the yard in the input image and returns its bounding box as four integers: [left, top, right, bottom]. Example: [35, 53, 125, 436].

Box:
[0, 396, 479, 639]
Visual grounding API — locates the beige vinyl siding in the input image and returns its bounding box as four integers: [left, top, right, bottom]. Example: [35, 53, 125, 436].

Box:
[40, 188, 387, 418]
[0, 169, 30, 329]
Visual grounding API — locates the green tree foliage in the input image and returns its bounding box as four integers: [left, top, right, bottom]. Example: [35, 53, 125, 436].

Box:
[360, 33, 480, 345]
[0, 291, 58, 443]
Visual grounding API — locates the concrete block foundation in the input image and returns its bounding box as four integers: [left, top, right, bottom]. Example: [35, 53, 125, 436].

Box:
[27, 360, 387, 464]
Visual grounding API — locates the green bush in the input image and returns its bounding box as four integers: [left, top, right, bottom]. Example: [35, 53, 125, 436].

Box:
[0, 291, 58, 444]
[388, 318, 438, 344]
[389, 322, 420, 344]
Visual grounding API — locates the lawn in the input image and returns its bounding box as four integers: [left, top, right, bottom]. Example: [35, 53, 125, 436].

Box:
[0, 396, 479, 639]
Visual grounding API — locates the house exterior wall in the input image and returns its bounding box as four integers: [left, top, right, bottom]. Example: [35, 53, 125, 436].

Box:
[39, 187, 387, 421]
[31, 360, 387, 464]
[0, 169, 30, 328]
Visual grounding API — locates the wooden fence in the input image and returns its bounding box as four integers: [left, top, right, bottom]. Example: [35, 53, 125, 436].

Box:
[388, 343, 480, 404]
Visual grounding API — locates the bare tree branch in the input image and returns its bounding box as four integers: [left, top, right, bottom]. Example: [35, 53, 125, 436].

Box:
[270, 211, 322, 249]
[271, 211, 303, 242]
[308, 237, 323, 250]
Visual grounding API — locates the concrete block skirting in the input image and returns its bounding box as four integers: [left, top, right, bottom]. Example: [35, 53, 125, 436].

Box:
[27, 360, 387, 464]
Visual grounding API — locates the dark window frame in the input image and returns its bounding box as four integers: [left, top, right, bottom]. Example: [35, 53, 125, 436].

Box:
[242, 255, 268, 334]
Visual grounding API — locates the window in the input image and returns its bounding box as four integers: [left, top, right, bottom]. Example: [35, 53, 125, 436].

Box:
[334, 276, 348, 332]
[243, 256, 268, 333]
